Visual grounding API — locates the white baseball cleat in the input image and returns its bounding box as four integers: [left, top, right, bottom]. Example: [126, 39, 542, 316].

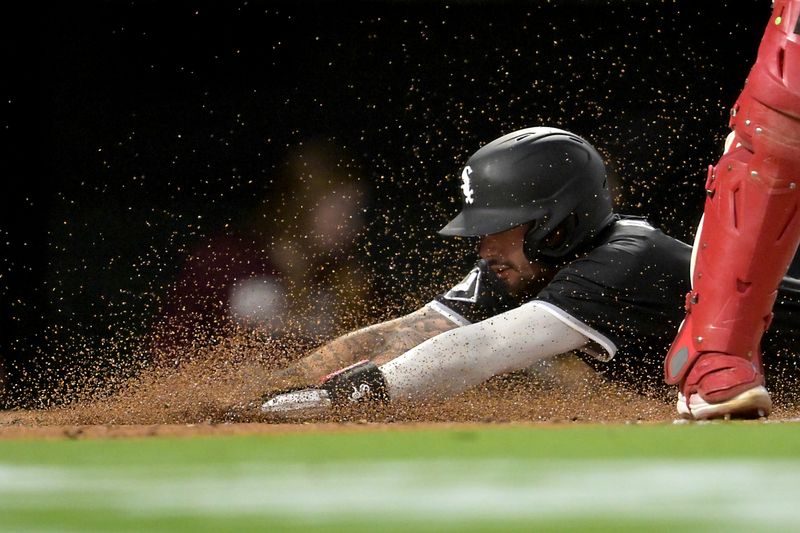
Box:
[676, 385, 772, 420]
[261, 388, 333, 418]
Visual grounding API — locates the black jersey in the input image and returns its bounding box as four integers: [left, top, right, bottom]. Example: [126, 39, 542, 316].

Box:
[432, 216, 800, 392]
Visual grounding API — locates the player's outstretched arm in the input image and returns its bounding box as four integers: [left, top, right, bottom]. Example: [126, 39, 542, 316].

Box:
[262, 302, 591, 416]
[380, 302, 588, 400]
[260, 305, 459, 394]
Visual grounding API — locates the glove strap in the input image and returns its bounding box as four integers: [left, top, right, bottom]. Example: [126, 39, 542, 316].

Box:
[321, 360, 390, 405]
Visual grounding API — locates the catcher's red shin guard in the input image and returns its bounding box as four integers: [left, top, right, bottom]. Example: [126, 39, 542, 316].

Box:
[665, 0, 800, 419]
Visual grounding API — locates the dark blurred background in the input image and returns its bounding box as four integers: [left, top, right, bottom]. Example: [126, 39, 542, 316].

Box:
[3, 0, 767, 406]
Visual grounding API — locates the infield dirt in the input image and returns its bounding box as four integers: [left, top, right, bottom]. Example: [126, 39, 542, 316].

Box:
[1, 347, 798, 440]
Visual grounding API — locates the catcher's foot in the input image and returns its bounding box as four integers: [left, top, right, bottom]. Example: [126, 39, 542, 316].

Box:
[677, 353, 771, 420]
[677, 385, 772, 420]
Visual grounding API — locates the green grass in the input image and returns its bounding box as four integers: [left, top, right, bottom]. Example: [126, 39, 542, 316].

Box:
[1, 423, 799, 532]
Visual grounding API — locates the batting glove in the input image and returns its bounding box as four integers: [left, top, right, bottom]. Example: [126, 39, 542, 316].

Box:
[260, 360, 389, 417]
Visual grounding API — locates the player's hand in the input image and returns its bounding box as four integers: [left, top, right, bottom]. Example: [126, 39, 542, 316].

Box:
[260, 360, 389, 418]
[261, 387, 333, 417]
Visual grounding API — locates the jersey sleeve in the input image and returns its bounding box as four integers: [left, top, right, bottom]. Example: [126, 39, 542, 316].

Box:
[535, 224, 689, 362]
[427, 259, 518, 325]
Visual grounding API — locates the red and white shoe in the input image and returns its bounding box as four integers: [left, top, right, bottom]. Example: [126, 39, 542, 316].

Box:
[677, 387, 772, 420]
[674, 352, 771, 420]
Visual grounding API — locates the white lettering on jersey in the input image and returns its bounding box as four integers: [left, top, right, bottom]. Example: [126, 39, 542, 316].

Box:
[461, 166, 475, 204]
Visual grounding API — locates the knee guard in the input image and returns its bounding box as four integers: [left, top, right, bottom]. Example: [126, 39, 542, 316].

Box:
[666, 0, 800, 388]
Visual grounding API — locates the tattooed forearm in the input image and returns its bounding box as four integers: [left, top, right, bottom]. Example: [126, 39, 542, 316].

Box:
[369, 311, 457, 365]
[265, 306, 458, 392]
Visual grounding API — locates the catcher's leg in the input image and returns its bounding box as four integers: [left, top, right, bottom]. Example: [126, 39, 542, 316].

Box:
[665, 0, 800, 420]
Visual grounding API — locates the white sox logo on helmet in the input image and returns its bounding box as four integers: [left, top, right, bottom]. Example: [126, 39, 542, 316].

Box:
[461, 166, 475, 204]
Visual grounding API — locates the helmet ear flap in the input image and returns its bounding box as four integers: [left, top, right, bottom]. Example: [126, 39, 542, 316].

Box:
[523, 215, 578, 262]
[523, 223, 538, 262]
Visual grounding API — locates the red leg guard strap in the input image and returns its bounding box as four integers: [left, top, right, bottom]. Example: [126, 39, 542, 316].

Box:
[683, 355, 765, 404]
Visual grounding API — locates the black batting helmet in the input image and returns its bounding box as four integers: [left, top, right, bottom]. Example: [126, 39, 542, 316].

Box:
[439, 127, 614, 261]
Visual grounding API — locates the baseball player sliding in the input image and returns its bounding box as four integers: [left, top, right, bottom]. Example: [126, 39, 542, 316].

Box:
[258, 1, 800, 421]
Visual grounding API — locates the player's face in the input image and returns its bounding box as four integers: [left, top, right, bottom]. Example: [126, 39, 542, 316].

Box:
[478, 225, 553, 295]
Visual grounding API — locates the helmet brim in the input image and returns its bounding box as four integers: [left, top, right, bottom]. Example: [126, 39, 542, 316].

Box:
[438, 206, 546, 237]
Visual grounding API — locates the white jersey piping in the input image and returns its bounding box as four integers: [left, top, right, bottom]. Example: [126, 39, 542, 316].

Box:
[527, 300, 618, 361]
[425, 300, 471, 327]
